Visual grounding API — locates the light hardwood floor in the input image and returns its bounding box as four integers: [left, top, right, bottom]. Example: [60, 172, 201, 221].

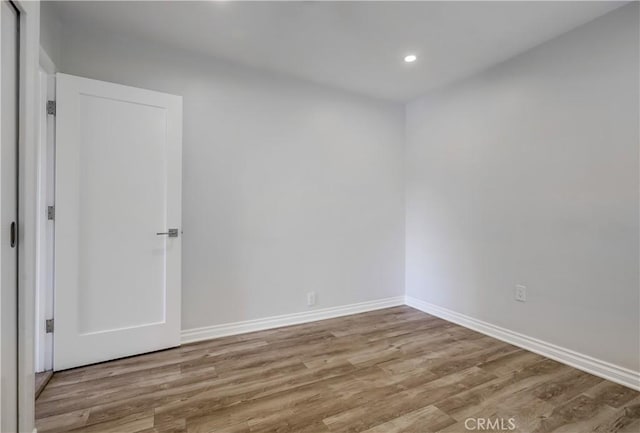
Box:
[35, 306, 639, 433]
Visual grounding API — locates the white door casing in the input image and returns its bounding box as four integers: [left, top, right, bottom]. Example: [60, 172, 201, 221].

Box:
[1, 1, 20, 430]
[54, 73, 182, 370]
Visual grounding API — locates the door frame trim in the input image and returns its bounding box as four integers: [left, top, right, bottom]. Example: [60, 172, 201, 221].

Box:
[1, 1, 21, 430]
[8, 0, 40, 431]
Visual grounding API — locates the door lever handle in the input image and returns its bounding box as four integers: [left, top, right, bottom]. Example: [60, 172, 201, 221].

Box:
[10, 221, 16, 248]
[156, 228, 179, 238]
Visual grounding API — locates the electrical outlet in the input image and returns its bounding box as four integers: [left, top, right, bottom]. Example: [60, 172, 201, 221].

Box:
[515, 285, 527, 302]
[307, 291, 316, 306]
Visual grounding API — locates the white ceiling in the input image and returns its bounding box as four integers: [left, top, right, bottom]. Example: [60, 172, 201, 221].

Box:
[49, 1, 627, 101]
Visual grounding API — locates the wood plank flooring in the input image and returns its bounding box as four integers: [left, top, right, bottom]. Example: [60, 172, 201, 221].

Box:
[35, 370, 54, 400]
[35, 306, 639, 433]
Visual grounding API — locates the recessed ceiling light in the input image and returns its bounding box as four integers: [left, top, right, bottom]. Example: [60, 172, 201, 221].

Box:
[404, 54, 417, 63]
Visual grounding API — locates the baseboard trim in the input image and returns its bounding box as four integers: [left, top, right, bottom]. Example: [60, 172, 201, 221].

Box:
[181, 296, 405, 344]
[405, 296, 640, 391]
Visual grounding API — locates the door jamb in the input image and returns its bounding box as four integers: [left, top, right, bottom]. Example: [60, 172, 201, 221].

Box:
[34, 64, 54, 375]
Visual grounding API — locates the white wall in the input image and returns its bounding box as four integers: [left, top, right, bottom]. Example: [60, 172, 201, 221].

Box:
[39, 1, 61, 70]
[406, 3, 639, 371]
[53, 24, 405, 331]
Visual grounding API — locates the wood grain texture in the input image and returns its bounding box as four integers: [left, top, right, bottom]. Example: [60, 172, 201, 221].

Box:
[35, 370, 54, 400]
[35, 306, 639, 433]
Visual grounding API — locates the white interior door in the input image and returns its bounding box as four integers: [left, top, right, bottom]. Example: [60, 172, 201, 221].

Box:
[1, 1, 20, 430]
[54, 73, 182, 371]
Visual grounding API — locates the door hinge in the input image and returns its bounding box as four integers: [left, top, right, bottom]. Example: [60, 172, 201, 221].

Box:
[47, 100, 56, 115]
[47, 206, 55, 220]
[45, 319, 54, 334]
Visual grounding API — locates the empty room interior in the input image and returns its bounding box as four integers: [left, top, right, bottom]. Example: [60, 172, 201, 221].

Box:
[0, 0, 639, 432]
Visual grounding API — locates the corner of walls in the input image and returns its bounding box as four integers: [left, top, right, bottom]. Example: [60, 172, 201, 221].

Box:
[39, 47, 56, 74]
[400, 101, 410, 302]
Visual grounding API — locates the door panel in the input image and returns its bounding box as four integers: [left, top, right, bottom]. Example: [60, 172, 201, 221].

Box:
[54, 73, 182, 370]
[77, 93, 168, 334]
[0, 1, 19, 431]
